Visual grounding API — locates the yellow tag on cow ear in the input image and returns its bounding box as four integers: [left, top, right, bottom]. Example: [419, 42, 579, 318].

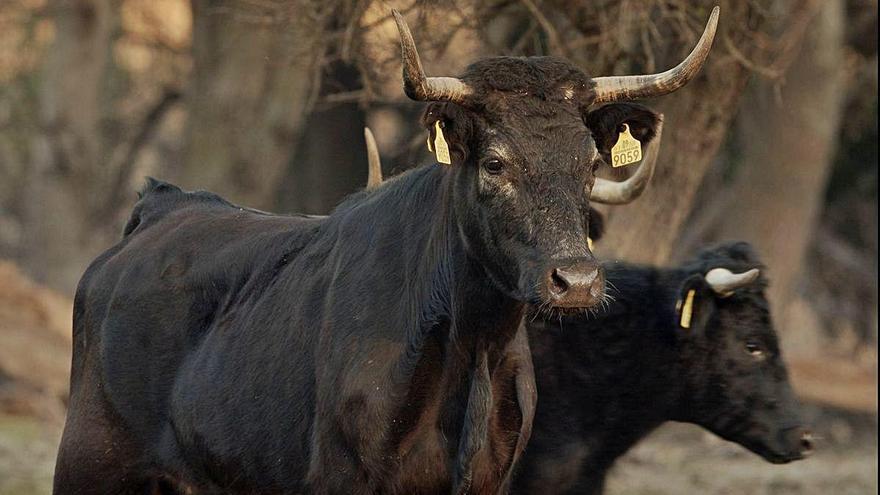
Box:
[434, 121, 451, 164]
[587, 237, 594, 250]
[679, 289, 696, 329]
[610, 124, 642, 168]
[426, 135, 434, 153]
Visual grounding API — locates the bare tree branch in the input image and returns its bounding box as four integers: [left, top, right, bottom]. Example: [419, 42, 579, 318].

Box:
[102, 88, 182, 219]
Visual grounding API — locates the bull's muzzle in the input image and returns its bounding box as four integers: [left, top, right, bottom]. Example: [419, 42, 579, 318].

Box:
[546, 261, 604, 308]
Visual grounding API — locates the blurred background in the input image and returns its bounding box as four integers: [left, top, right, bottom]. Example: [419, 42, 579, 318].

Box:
[0, 0, 876, 493]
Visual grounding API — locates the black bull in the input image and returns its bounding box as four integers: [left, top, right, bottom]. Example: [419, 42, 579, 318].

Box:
[54, 8, 719, 495]
[54, 109, 657, 494]
[514, 242, 813, 495]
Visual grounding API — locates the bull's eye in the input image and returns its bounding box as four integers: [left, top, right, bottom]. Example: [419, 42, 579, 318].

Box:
[745, 342, 766, 360]
[482, 159, 504, 175]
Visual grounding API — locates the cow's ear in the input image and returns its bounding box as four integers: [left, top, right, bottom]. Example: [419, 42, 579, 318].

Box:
[422, 103, 475, 165]
[674, 274, 716, 335]
[583, 103, 660, 165]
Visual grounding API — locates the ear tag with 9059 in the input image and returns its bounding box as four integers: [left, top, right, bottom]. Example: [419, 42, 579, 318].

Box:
[611, 124, 642, 167]
[433, 121, 451, 164]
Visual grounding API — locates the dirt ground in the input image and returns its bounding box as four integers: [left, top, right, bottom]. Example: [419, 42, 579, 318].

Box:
[0, 414, 61, 495]
[605, 405, 877, 495]
[0, 260, 876, 494]
[0, 406, 875, 495]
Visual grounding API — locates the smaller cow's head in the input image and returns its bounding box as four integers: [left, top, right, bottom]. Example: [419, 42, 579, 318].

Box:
[392, 8, 717, 311]
[672, 242, 813, 464]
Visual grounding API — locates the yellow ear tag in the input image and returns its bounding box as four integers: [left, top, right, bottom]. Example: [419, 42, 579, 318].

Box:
[679, 289, 696, 329]
[587, 237, 594, 250]
[610, 124, 642, 168]
[426, 135, 434, 153]
[433, 121, 451, 164]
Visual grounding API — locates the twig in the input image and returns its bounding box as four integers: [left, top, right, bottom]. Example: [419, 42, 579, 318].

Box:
[102, 88, 182, 218]
[723, 34, 784, 79]
[519, 0, 569, 58]
[724, 0, 821, 81]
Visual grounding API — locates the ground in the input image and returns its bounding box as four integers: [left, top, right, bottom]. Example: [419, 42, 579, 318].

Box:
[0, 414, 60, 495]
[606, 407, 877, 495]
[1, 408, 875, 495]
[0, 260, 876, 495]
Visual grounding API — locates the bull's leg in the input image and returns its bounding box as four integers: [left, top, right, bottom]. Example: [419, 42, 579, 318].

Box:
[306, 442, 374, 495]
[53, 423, 152, 494]
[53, 393, 152, 495]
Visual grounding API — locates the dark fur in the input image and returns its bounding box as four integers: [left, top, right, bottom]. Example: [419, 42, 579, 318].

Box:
[55, 171, 539, 494]
[514, 242, 808, 495]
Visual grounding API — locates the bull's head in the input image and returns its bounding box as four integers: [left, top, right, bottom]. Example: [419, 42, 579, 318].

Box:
[392, 8, 718, 310]
[672, 242, 814, 463]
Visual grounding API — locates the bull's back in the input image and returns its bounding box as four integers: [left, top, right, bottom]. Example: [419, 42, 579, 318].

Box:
[69, 180, 321, 449]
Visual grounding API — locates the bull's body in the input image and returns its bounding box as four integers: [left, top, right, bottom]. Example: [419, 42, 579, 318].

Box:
[54, 7, 722, 491]
[55, 174, 535, 494]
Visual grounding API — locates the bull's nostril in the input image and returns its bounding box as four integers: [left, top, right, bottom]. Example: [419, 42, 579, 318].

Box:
[800, 431, 815, 456]
[549, 269, 569, 296]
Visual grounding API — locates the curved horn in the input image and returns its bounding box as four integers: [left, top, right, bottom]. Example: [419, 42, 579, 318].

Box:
[364, 127, 383, 188]
[590, 115, 663, 204]
[392, 10, 474, 103]
[592, 6, 720, 104]
[705, 267, 760, 297]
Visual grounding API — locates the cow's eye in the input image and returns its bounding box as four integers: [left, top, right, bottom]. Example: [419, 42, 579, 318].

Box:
[482, 159, 504, 175]
[745, 342, 766, 360]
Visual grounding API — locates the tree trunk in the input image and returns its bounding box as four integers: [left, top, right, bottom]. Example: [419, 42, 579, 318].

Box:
[275, 62, 369, 215]
[180, 0, 331, 209]
[23, 0, 120, 291]
[717, 0, 846, 332]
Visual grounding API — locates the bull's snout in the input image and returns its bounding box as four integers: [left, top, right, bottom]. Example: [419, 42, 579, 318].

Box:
[546, 261, 604, 308]
[782, 426, 815, 458]
[768, 426, 814, 463]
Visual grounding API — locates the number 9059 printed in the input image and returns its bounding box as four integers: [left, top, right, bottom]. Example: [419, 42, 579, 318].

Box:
[612, 148, 642, 167]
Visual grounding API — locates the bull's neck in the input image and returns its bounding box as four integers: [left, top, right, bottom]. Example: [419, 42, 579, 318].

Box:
[416, 167, 524, 349]
[347, 164, 524, 347]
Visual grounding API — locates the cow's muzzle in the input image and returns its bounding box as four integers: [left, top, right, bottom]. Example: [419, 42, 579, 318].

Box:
[545, 260, 605, 309]
[762, 426, 815, 464]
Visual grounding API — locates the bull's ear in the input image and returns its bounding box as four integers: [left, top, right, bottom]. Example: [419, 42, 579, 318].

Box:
[583, 103, 660, 165]
[422, 103, 474, 165]
[675, 274, 716, 335]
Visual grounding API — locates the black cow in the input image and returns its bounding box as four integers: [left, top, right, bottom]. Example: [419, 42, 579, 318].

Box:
[514, 242, 813, 495]
[54, 9, 717, 495]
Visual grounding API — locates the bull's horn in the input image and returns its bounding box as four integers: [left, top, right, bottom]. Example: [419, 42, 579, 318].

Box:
[705, 267, 760, 297]
[592, 6, 719, 104]
[392, 10, 474, 104]
[364, 127, 383, 188]
[590, 115, 663, 204]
